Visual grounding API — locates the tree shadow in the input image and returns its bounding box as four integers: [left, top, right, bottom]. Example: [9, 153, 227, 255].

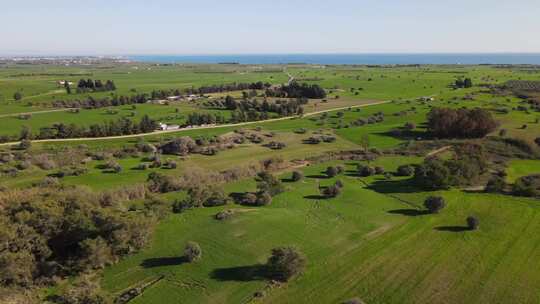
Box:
[140, 256, 187, 268]
[210, 264, 267, 282]
[434, 226, 470, 232]
[366, 178, 422, 194]
[306, 174, 329, 179]
[229, 192, 246, 204]
[387, 209, 429, 217]
[304, 194, 328, 200]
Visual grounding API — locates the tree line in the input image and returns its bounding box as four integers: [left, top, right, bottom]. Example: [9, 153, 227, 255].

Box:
[265, 81, 327, 99]
[71, 78, 116, 94]
[21, 115, 158, 140]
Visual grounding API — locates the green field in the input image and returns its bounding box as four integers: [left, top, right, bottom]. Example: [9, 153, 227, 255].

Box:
[1, 63, 540, 304]
[102, 159, 540, 304]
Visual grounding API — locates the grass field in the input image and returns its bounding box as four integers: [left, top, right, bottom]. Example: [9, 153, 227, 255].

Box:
[1, 63, 540, 304]
[102, 158, 540, 304]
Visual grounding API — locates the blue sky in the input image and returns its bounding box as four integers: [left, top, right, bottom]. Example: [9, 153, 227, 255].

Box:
[2, 0, 540, 55]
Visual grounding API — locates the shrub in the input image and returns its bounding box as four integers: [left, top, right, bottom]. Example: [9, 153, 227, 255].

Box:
[256, 171, 284, 196]
[18, 139, 32, 150]
[291, 171, 303, 182]
[358, 165, 375, 177]
[485, 175, 506, 193]
[374, 166, 385, 174]
[336, 165, 345, 174]
[512, 175, 540, 197]
[535, 137, 540, 147]
[424, 196, 445, 214]
[466, 216, 479, 230]
[335, 180, 344, 188]
[256, 191, 273, 206]
[266, 247, 306, 282]
[172, 199, 193, 213]
[321, 184, 341, 198]
[396, 165, 414, 176]
[325, 166, 338, 178]
[184, 241, 202, 262]
[215, 209, 235, 221]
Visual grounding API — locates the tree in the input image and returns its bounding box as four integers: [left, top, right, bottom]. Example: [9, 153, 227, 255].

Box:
[325, 166, 338, 178]
[13, 91, 23, 101]
[424, 196, 445, 214]
[184, 241, 202, 262]
[396, 165, 414, 176]
[466, 216, 479, 230]
[266, 247, 306, 282]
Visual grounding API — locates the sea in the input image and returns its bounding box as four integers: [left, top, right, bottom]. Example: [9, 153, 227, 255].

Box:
[129, 53, 540, 65]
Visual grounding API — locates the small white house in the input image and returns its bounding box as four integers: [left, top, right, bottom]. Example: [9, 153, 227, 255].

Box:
[158, 123, 181, 131]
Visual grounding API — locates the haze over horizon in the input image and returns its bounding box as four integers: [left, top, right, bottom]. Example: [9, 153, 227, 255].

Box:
[2, 0, 540, 56]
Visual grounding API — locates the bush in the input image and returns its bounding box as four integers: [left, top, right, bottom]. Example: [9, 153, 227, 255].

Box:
[215, 209, 235, 221]
[512, 175, 540, 197]
[485, 175, 506, 193]
[184, 241, 202, 262]
[335, 180, 344, 188]
[535, 137, 540, 147]
[18, 139, 32, 150]
[396, 165, 414, 176]
[322, 184, 341, 198]
[325, 166, 338, 178]
[466, 216, 479, 230]
[266, 247, 306, 282]
[374, 166, 385, 174]
[256, 191, 273, 206]
[291, 171, 303, 182]
[424, 196, 445, 214]
[358, 165, 375, 177]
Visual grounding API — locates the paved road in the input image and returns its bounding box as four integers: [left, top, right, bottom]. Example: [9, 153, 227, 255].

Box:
[0, 100, 392, 146]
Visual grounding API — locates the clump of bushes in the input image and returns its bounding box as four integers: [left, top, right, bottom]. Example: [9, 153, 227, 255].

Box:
[414, 144, 488, 189]
[512, 174, 540, 197]
[427, 107, 498, 138]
